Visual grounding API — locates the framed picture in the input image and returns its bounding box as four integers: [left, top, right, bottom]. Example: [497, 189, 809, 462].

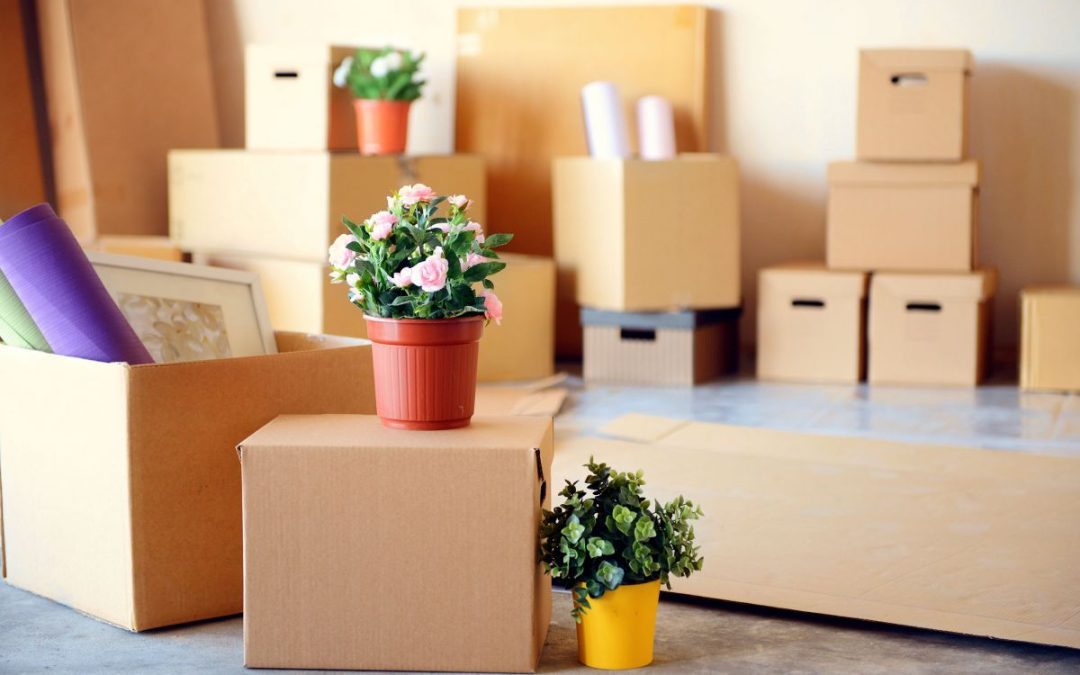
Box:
[87, 251, 276, 363]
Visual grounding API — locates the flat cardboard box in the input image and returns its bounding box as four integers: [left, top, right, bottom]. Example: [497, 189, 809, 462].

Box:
[1, 0, 48, 216]
[169, 151, 485, 261]
[582, 307, 740, 386]
[555, 413, 1080, 650]
[0, 332, 375, 631]
[757, 263, 868, 384]
[827, 161, 979, 272]
[245, 44, 357, 151]
[456, 5, 710, 258]
[85, 236, 184, 262]
[869, 269, 996, 386]
[1020, 286, 1080, 392]
[239, 415, 553, 672]
[554, 154, 739, 354]
[37, 0, 218, 240]
[857, 49, 972, 161]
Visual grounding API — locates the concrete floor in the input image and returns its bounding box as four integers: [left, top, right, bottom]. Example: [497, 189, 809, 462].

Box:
[2, 376, 1079, 672]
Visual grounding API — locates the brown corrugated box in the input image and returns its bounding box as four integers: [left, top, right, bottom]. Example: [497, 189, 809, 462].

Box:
[245, 44, 358, 151]
[582, 307, 740, 386]
[0, 333, 375, 631]
[757, 263, 868, 384]
[37, 0, 219, 240]
[869, 269, 996, 386]
[239, 414, 553, 672]
[1020, 286, 1080, 392]
[827, 160, 979, 272]
[857, 48, 972, 161]
[168, 151, 485, 261]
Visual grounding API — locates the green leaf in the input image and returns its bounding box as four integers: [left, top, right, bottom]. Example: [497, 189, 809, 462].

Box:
[563, 514, 585, 545]
[481, 279, 495, 290]
[634, 517, 657, 542]
[462, 261, 506, 282]
[595, 561, 625, 591]
[483, 233, 513, 248]
[586, 537, 615, 558]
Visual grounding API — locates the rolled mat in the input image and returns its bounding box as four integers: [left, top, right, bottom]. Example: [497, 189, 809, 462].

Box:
[0, 268, 50, 351]
[0, 203, 153, 364]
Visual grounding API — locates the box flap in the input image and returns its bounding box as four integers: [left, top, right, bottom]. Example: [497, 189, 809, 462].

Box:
[862, 48, 973, 73]
[873, 269, 997, 302]
[828, 161, 979, 187]
[759, 263, 868, 299]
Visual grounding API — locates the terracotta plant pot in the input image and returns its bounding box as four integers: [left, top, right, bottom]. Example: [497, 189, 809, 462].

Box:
[576, 579, 661, 670]
[353, 99, 411, 155]
[363, 315, 484, 430]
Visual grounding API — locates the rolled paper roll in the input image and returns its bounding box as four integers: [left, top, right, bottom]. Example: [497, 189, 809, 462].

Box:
[0, 269, 50, 351]
[0, 203, 153, 364]
[581, 81, 631, 159]
[636, 95, 676, 161]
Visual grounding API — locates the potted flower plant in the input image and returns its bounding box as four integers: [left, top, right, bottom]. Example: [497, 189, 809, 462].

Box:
[540, 458, 704, 670]
[329, 184, 510, 430]
[332, 46, 425, 155]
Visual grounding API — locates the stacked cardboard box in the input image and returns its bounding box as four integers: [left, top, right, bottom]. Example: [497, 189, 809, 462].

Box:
[759, 49, 994, 386]
[554, 154, 742, 385]
[1020, 286, 1080, 392]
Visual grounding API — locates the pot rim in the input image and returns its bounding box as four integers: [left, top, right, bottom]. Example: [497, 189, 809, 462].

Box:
[363, 314, 484, 325]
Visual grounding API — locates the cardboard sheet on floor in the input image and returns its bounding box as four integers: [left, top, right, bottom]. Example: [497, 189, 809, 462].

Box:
[553, 413, 1080, 649]
[475, 374, 568, 417]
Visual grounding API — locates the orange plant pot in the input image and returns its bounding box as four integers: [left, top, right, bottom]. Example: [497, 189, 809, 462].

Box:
[354, 99, 411, 155]
[363, 315, 484, 430]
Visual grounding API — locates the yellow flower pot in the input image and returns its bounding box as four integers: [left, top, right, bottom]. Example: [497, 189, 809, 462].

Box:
[575, 579, 661, 669]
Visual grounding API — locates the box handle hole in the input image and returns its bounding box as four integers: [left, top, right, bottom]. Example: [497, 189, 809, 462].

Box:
[890, 73, 927, 86]
[906, 302, 942, 312]
[274, 70, 299, 79]
[620, 328, 657, 342]
[791, 298, 826, 309]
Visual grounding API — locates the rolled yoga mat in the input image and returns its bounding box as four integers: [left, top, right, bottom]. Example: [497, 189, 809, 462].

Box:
[0, 268, 50, 351]
[0, 203, 153, 364]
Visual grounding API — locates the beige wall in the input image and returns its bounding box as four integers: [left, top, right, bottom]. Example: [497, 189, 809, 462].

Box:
[206, 0, 1080, 351]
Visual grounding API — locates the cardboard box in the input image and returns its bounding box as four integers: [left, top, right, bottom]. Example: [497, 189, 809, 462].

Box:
[239, 414, 553, 672]
[1, 0, 48, 216]
[1020, 286, 1080, 392]
[757, 264, 868, 384]
[827, 161, 979, 272]
[0, 333, 375, 631]
[554, 154, 739, 355]
[85, 236, 185, 262]
[37, 0, 218, 240]
[857, 49, 972, 161]
[582, 307, 740, 386]
[169, 151, 485, 261]
[245, 44, 357, 151]
[869, 269, 996, 386]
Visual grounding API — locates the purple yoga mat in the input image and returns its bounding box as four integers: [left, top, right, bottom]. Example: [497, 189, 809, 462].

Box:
[0, 204, 153, 364]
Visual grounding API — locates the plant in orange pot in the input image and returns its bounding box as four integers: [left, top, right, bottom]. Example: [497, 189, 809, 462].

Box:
[333, 47, 425, 155]
[329, 185, 510, 430]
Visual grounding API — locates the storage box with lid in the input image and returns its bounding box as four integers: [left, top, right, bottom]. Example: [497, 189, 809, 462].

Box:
[1020, 286, 1080, 392]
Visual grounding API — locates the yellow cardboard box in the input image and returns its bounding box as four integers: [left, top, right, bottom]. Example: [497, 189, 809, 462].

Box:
[1020, 286, 1080, 392]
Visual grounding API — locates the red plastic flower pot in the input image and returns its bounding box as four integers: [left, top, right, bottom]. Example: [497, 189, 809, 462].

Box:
[363, 315, 484, 430]
[354, 99, 411, 155]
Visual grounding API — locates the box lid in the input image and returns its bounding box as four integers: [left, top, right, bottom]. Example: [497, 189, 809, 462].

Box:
[873, 268, 997, 302]
[861, 48, 973, 73]
[245, 43, 354, 67]
[580, 306, 742, 330]
[828, 161, 979, 187]
[759, 263, 869, 299]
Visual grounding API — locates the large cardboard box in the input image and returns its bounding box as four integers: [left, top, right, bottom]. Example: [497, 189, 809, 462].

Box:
[239, 414, 553, 672]
[245, 44, 357, 151]
[869, 269, 996, 386]
[36, 0, 219, 240]
[1020, 286, 1080, 392]
[857, 49, 972, 161]
[827, 161, 979, 272]
[0, 333, 375, 631]
[554, 154, 739, 354]
[582, 307, 740, 386]
[169, 151, 485, 261]
[757, 264, 868, 384]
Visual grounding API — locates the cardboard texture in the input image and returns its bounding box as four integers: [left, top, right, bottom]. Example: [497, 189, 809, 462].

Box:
[1020, 286, 1080, 392]
[169, 151, 485, 261]
[554, 154, 739, 355]
[245, 44, 358, 151]
[36, 0, 218, 240]
[556, 413, 1080, 649]
[456, 5, 710, 258]
[582, 308, 740, 386]
[827, 161, 979, 272]
[85, 236, 184, 262]
[757, 263, 868, 384]
[857, 49, 972, 161]
[239, 415, 553, 672]
[869, 269, 996, 386]
[1, 0, 48, 216]
[0, 332, 375, 631]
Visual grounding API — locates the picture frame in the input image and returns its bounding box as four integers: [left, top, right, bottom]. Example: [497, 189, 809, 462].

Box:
[87, 251, 277, 363]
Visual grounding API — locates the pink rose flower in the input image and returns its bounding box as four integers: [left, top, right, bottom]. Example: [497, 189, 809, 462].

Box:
[368, 210, 397, 240]
[448, 194, 470, 209]
[398, 183, 436, 206]
[410, 247, 449, 292]
[464, 221, 485, 244]
[390, 267, 413, 289]
[480, 289, 503, 325]
[462, 251, 489, 270]
[328, 233, 358, 269]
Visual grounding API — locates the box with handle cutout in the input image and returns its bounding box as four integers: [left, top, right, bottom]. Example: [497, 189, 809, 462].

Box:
[757, 264, 869, 384]
[582, 306, 740, 386]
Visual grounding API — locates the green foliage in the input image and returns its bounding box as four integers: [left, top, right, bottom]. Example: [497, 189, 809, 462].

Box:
[539, 458, 704, 622]
[344, 47, 425, 101]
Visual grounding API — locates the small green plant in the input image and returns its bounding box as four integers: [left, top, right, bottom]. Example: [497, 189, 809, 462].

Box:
[539, 458, 704, 621]
[334, 47, 425, 101]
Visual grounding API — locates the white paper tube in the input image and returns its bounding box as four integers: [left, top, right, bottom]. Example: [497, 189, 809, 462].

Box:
[581, 81, 631, 159]
[636, 95, 676, 161]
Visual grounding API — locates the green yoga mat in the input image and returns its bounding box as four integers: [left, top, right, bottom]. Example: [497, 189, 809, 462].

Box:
[0, 216, 49, 351]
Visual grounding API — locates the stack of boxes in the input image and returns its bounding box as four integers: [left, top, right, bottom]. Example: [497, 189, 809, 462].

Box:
[758, 49, 995, 387]
[553, 154, 742, 386]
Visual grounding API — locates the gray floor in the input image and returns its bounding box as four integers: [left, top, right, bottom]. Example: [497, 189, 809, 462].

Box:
[2, 375, 1079, 673]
